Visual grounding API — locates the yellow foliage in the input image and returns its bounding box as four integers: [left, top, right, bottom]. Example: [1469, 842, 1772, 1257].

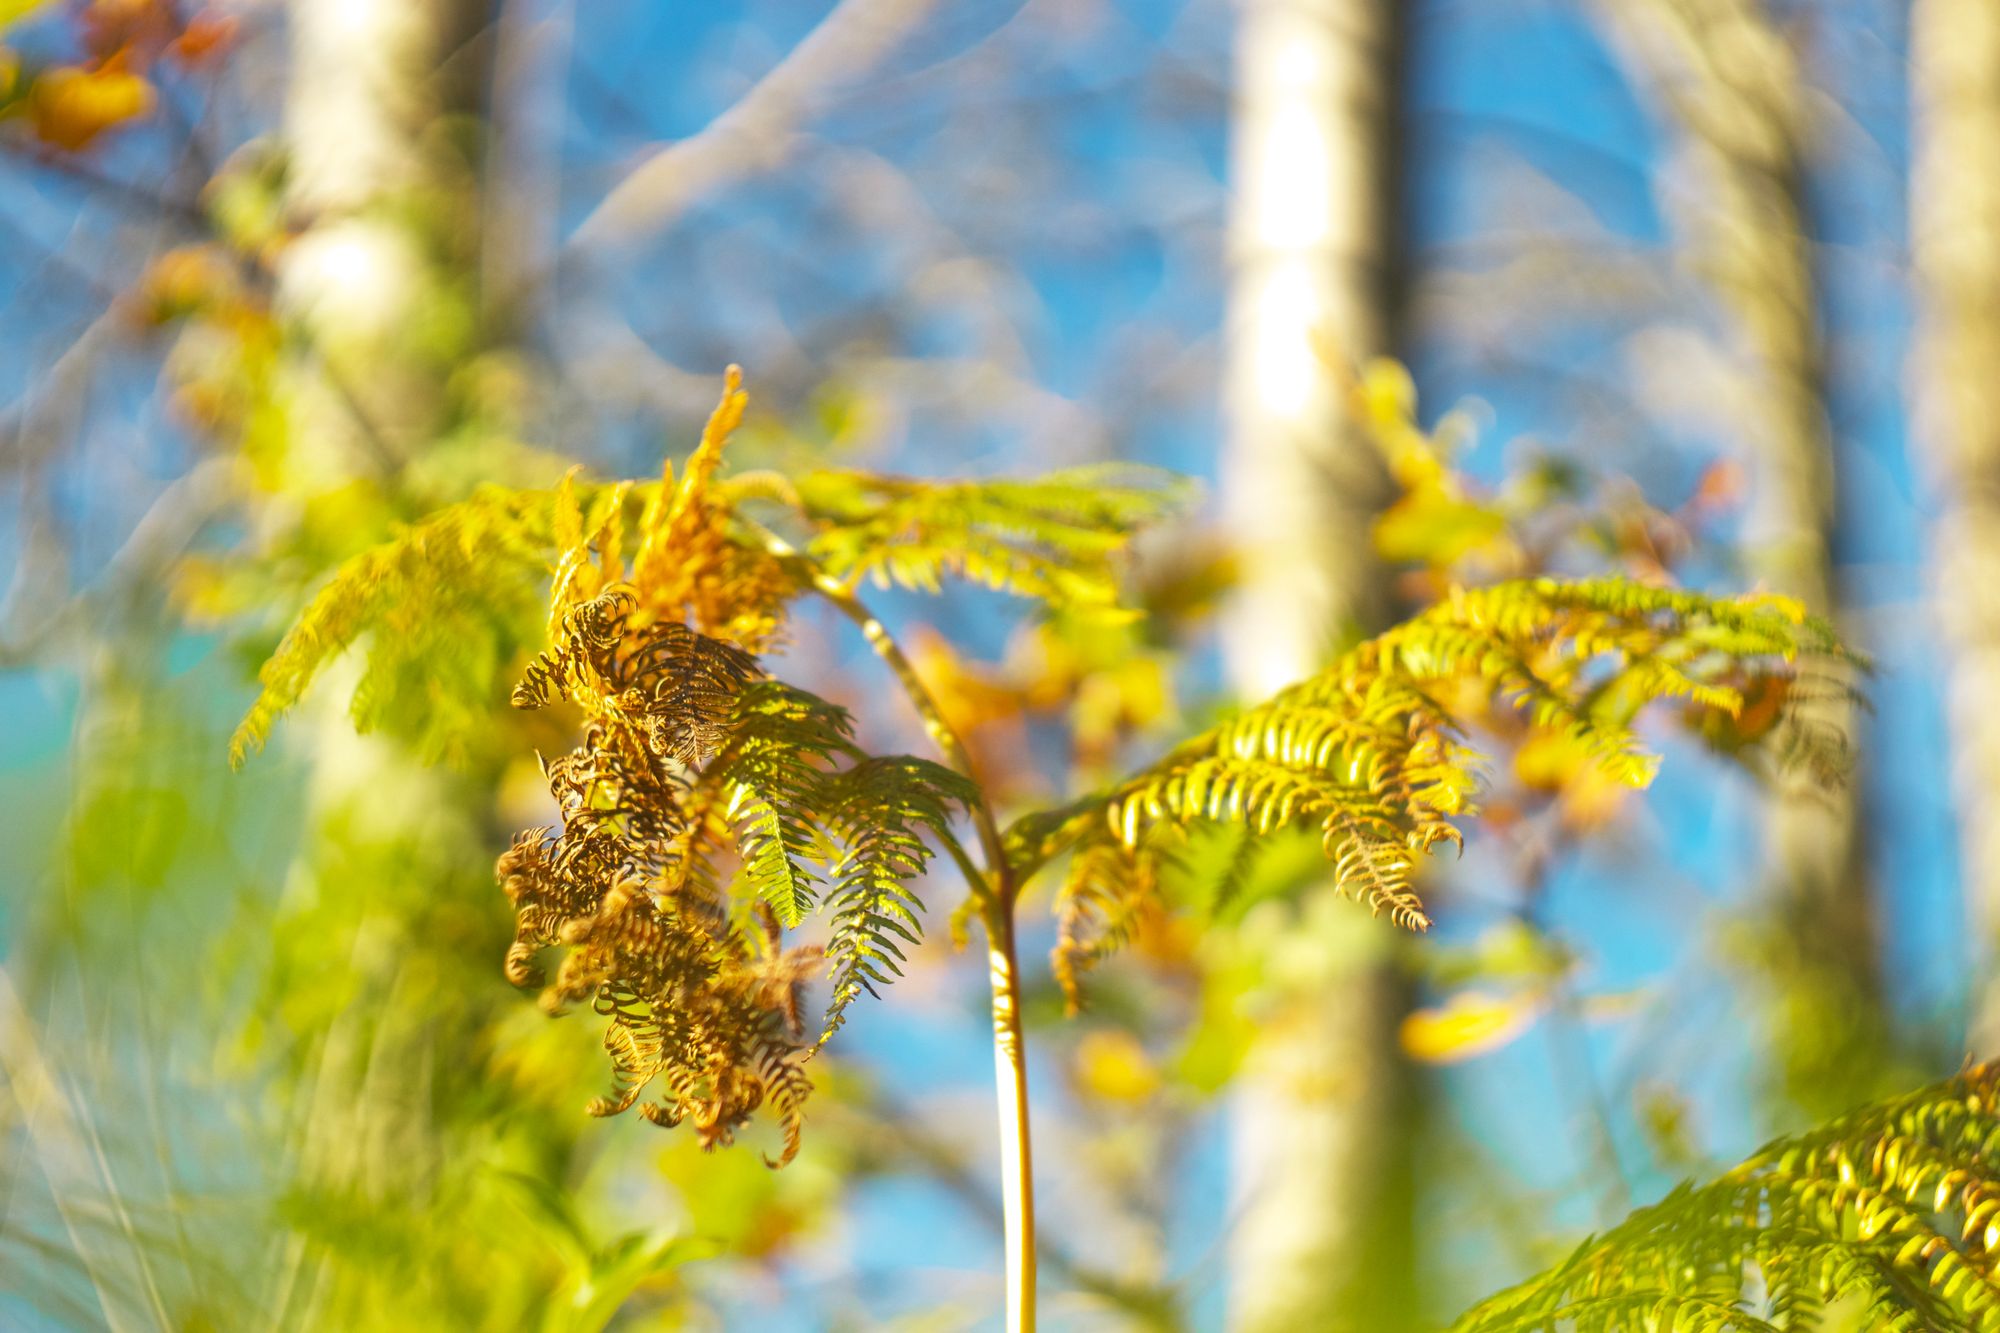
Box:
[1514, 724, 1633, 832]
[1399, 989, 1546, 1064]
[29, 59, 153, 150]
[1072, 1029, 1163, 1104]
[1010, 576, 1858, 1009]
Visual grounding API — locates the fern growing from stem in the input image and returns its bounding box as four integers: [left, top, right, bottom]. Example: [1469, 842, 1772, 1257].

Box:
[231, 368, 1860, 1332]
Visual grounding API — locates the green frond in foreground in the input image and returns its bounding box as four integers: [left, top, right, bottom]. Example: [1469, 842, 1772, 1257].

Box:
[703, 681, 856, 927]
[790, 463, 1193, 609]
[1008, 576, 1858, 1008]
[1450, 1062, 2000, 1333]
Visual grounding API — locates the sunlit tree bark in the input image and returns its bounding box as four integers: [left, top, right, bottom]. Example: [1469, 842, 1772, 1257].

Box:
[266, 3, 496, 1319]
[1221, 1, 1414, 1327]
[1911, 0, 2000, 1054]
[1595, 0, 1888, 1118]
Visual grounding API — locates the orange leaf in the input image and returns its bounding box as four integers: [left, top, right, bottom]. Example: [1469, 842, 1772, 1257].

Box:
[167, 10, 237, 67]
[30, 61, 154, 150]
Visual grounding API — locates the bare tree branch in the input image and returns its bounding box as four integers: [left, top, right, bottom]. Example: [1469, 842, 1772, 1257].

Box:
[564, 0, 938, 255]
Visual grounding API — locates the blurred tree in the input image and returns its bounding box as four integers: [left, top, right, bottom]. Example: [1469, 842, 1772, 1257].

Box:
[1594, 0, 1892, 1119]
[1911, 0, 2000, 1055]
[0, 0, 831, 1325]
[1219, 0, 1415, 1328]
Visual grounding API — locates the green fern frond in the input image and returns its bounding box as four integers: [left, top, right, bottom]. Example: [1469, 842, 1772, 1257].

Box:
[1009, 576, 1857, 1006]
[817, 756, 979, 1044]
[1450, 1063, 2000, 1333]
[227, 484, 578, 766]
[701, 682, 856, 927]
[789, 464, 1192, 610]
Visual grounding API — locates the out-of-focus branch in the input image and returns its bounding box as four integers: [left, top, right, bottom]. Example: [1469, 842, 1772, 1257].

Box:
[0, 455, 244, 666]
[481, 0, 575, 330]
[564, 0, 937, 256]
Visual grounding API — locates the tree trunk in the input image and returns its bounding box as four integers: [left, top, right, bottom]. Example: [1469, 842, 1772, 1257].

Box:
[1220, 1, 1414, 1327]
[267, 3, 493, 1319]
[1595, 0, 1888, 1118]
[1911, 0, 2000, 1054]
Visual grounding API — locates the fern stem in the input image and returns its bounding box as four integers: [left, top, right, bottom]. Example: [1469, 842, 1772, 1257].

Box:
[749, 521, 1039, 1329]
[983, 892, 1039, 1333]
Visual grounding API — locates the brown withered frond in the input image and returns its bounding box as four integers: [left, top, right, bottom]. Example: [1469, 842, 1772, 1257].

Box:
[628, 367, 796, 651]
[500, 579, 973, 1161]
[514, 587, 761, 763]
[500, 835, 817, 1159]
[499, 595, 820, 1159]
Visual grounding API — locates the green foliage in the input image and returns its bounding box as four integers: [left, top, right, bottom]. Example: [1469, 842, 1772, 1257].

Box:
[1010, 576, 1857, 1008]
[227, 484, 569, 766]
[791, 464, 1191, 609]
[1450, 1062, 2000, 1332]
[710, 682, 856, 926]
[818, 755, 979, 1044]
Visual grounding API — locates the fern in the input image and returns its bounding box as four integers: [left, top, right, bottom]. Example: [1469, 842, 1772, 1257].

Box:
[227, 484, 566, 766]
[229, 417, 1181, 767]
[818, 756, 980, 1043]
[1450, 1062, 2000, 1332]
[1012, 576, 1857, 1007]
[494, 580, 978, 1154]
[232, 368, 1861, 1214]
[790, 464, 1191, 609]
[703, 682, 852, 927]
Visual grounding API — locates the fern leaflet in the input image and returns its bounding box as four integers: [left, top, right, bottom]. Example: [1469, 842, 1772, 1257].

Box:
[1450, 1062, 2000, 1332]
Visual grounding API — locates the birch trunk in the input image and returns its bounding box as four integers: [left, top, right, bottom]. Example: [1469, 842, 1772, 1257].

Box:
[266, 3, 492, 1316]
[1221, 1, 1413, 1326]
[1595, 0, 1886, 1117]
[1910, 0, 2000, 1054]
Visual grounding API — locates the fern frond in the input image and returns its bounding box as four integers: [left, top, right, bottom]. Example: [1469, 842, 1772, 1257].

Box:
[791, 464, 1192, 611]
[1450, 1063, 2000, 1333]
[228, 484, 569, 766]
[701, 682, 856, 927]
[513, 589, 763, 764]
[1010, 576, 1858, 1005]
[817, 756, 978, 1044]
[1051, 837, 1159, 1012]
[232, 373, 794, 765]
[504, 629, 970, 1155]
